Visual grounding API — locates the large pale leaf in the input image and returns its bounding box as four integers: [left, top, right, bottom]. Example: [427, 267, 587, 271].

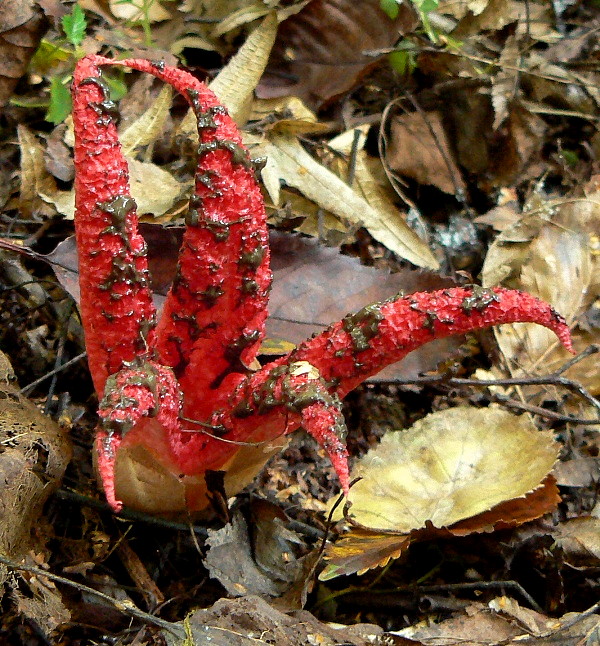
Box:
[261, 133, 439, 269]
[340, 406, 558, 532]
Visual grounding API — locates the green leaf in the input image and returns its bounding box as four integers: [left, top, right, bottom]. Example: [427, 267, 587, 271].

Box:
[62, 4, 87, 47]
[415, 0, 438, 13]
[389, 50, 416, 75]
[104, 74, 128, 101]
[46, 77, 72, 124]
[380, 0, 399, 19]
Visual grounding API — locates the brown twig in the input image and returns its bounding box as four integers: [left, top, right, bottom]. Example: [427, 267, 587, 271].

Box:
[390, 344, 600, 423]
[0, 553, 183, 636]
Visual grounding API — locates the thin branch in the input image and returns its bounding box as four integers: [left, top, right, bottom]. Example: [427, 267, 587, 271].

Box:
[19, 351, 88, 395]
[53, 489, 208, 536]
[0, 553, 184, 637]
[389, 345, 600, 423]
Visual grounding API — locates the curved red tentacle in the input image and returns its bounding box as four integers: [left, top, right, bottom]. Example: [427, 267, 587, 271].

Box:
[72, 56, 156, 395]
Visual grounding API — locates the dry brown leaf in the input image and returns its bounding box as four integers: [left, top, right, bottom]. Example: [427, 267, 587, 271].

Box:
[0, 0, 46, 107]
[397, 597, 600, 646]
[386, 110, 466, 196]
[336, 406, 558, 532]
[397, 600, 527, 645]
[178, 595, 384, 645]
[209, 11, 278, 125]
[553, 457, 600, 488]
[17, 124, 58, 218]
[491, 34, 519, 130]
[321, 530, 411, 580]
[203, 508, 315, 600]
[0, 351, 72, 592]
[257, 0, 418, 110]
[321, 460, 558, 580]
[41, 156, 182, 219]
[553, 517, 600, 562]
[482, 186, 599, 394]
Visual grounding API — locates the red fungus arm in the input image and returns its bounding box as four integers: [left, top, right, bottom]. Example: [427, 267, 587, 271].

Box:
[96, 360, 182, 511]
[288, 286, 574, 398]
[167, 287, 572, 495]
[142, 286, 572, 501]
[72, 57, 156, 395]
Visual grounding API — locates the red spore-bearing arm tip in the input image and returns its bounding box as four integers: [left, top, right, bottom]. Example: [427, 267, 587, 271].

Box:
[96, 360, 182, 511]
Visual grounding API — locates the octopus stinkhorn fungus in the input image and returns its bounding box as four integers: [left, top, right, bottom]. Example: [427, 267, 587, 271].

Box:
[72, 55, 573, 514]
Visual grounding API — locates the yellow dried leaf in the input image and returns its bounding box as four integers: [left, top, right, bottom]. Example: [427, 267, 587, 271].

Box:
[17, 125, 57, 217]
[210, 11, 278, 124]
[320, 530, 411, 580]
[120, 85, 173, 155]
[127, 159, 182, 216]
[338, 407, 558, 532]
[482, 189, 599, 391]
[178, 11, 278, 134]
[109, 0, 170, 22]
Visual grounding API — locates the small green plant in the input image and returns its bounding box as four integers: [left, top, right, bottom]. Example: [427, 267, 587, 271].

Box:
[387, 0, 462, 77]
[20, 4, 126, 124]
[413, 0, 440, 43]
[62, 3, 87, 48]
[389, 42, 418, 76]
[47, 4, 88, 123]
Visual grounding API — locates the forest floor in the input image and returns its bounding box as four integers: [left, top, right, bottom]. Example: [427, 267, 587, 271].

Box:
[0, 0, 599, 644]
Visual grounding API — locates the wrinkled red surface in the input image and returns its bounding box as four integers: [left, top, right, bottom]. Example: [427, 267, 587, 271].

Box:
[73, 55, 574, 513]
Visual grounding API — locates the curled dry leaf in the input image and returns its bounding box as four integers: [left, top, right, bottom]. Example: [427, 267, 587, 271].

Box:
[0, 351, 72, 592]
[177, 11, 278, 134]
[260, 132, 439, 269]
[386, 110, 466, 196]
[482, 183, 599, 394]
[337, 407, 559, 533]
[320, 529, 411, 580]
[209, 11, 278, 125]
